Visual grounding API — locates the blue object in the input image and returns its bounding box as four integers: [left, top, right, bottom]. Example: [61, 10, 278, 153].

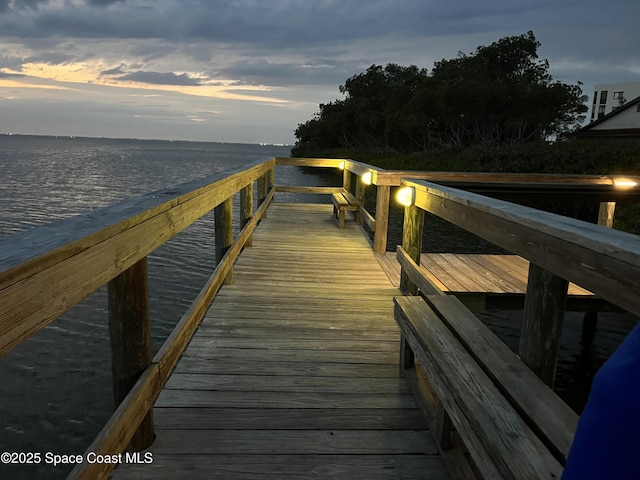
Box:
[562, 321, 640, 479]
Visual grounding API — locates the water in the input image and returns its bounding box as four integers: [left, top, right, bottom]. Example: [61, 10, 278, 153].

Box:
[0, 135, 301, 479]
[0, 136, 637, 478]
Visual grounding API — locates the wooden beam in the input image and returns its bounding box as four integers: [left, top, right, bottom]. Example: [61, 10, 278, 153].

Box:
[107, 257, 154, 451]
[400, 204, 424, 294]
[598, 201, 616, 228]
[519, 263, 569, 387]
[275, 186, 342, 195]
[404, 179, 640, 317]
[215, 197, 233, 284]
[67, 365, 162, 480]
[0, 159, 274, 357]
[396, 246, 446, 296]
[373, 186, 390, 254]
[240, 183, 253, 248]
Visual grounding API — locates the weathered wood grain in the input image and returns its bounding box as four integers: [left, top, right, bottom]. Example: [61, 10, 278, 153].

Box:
[153, 407, 426, 430]
[112, 454, 449, 480]
[150, 430, 437, 455]
[425, 295, 578, 463]
[0, 159, 274, 357]
[373, 185, 390, 253]
[113, 202, 446, 480]
[405, 178, 640, 316]
[394, 296, 564, 479]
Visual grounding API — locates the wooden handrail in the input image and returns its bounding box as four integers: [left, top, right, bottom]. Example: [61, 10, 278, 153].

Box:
[401, 178, 640, 317]
[67, 187, 275, 480]
[0, 158, 275, 358]
[398, 177, 640, 386]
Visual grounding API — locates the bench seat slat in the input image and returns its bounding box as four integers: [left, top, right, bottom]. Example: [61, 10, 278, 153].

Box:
[394, 296, 563, 480]
[425, 295, 577, 463]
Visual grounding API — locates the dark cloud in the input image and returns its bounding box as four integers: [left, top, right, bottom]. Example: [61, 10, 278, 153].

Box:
[84, 0, 124, 7]
[100, 63, 127, 76]
[0, 70, 25, 77]
[111, 70, 203, 86]
[212, 58, 357, 87]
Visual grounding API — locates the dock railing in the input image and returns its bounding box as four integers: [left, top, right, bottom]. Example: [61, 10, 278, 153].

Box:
[395, 178, 640, 387]
[0, 156, 639, 479]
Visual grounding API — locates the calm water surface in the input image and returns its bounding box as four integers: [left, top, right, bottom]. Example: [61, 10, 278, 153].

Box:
[0, 135, 637, 478]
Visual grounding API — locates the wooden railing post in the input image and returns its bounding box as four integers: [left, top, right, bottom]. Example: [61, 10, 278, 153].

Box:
[400, 204, 424, 294]
[258, 173, 268, 218]
[598, 201, 616, 228]
[267, 167, 275, 199]
[215, 197, 233, 284]
[354, 176, 365, 224]
[240, 182, 254, 248]
[107, 257, 154, 451]
[342, 167, 350, 192]
[373, 185, 390, 253]
[519, 263, 569, 387]
[582, 201, 617, 341]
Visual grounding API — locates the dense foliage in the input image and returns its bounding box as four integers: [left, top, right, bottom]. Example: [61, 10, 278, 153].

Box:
[293, 32, 587, 156]
[307, 138, 640, 233]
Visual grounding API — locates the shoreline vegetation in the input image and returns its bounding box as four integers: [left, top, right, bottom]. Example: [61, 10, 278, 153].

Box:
[288, 31, 640, 233]
[294, 138, 640, 234]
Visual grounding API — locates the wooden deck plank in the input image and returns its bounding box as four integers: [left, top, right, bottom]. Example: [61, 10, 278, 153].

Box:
[376, 251, 596, 301]
[113, 203, 448, 480]
[146, 430, 437, 455]
[153, 407, 427, 430]
[113, 454, 449, 480]
[163, 374, 411, 393]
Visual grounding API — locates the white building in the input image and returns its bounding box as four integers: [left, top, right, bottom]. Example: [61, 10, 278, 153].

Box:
[576, 96, 640, 137]
[590, 81, 640, 122]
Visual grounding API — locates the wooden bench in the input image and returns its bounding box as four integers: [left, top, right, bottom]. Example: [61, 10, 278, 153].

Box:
[330, 189, 361, 228]
[394, 295, 578, 480]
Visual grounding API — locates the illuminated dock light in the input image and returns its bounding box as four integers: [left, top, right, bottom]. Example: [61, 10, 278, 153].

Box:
[613, 178, 638, 189]
[396, 186, 416, 207]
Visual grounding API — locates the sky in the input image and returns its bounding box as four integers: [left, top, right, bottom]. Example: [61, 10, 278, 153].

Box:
[0, 0, 639, 145]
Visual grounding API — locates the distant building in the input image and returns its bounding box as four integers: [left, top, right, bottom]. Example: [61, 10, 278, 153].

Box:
[575, 96, 640, 138]
[590, 82, 640, 122]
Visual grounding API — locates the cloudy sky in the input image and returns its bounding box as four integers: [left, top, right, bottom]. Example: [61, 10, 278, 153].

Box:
[0, 0, 638, 144]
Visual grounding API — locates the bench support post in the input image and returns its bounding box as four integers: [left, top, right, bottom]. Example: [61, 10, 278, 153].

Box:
[519, 262, 568, 387]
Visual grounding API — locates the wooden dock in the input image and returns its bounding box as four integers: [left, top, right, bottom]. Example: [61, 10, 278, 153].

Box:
[4, 157, 639, 480]
[112, 203, 450, 479]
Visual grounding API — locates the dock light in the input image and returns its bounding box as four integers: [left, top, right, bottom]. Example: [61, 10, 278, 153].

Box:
[339, 161, 345, 170]
[362, 171, 373, 185]
[396, 186, 415, 207]
[613, 178, 638, 189]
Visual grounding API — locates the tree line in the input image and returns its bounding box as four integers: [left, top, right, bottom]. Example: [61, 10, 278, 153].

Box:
[292, 32, 588, 156]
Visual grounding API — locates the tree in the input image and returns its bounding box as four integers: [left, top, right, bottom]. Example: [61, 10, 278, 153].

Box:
[292, 31, 587, 155]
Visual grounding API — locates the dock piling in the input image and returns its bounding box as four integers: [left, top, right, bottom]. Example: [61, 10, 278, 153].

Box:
[107, 257, 154, 451]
